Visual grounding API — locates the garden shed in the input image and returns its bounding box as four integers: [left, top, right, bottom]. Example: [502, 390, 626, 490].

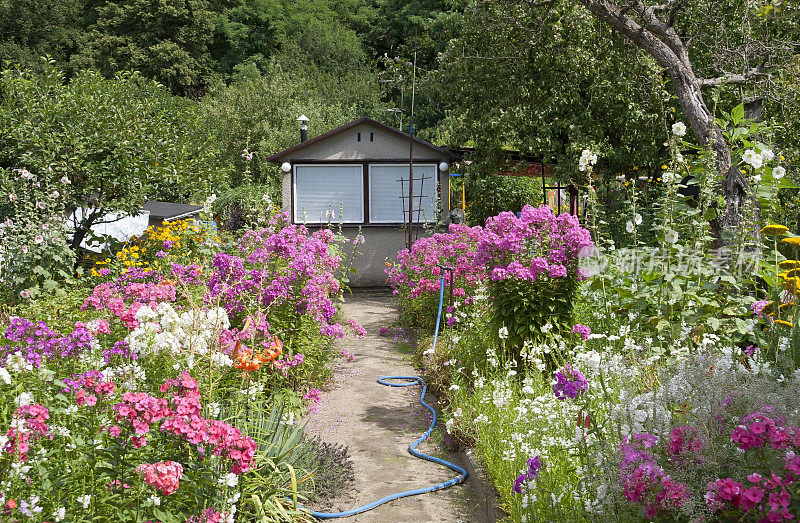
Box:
[267, 117, 460, 287]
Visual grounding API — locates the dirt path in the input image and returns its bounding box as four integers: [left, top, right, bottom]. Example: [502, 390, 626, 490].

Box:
[303, 291, 483, 522]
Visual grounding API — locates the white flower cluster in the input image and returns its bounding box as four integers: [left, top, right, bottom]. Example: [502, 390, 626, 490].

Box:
[77, 494, 91, 509]
[742, 146, 777, 178]
[612, 389, 672, 437]
[102, 361, 146, 391]
[127, 303, 231, 367]
[7, 352, 33, 373]
[203, 193, 217, 214]
[0, 367, 11, 385]
[578, 150, 598, 172]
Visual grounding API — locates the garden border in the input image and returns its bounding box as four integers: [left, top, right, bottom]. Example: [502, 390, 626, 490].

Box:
[459, 447, 504, 522]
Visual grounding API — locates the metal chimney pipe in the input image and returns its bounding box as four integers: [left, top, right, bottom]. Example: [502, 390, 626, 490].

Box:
[297, 114, 309, 143]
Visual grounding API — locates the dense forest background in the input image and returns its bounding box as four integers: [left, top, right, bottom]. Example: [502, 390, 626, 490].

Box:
[1, 0, 798, 210]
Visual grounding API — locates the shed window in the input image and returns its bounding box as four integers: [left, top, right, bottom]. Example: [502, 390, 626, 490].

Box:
[369, 164, 437, 223]
[294, 165, 364, 223]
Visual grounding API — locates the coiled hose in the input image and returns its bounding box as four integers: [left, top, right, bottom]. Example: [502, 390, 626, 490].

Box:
[299, 274, 467, 519]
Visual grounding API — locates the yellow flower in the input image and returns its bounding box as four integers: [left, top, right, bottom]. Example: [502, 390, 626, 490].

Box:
[633, 165, 639, 171]
[779, 260, 799, 270]
[775, 319, 794, 328]
[761, 224, 789, 237]
[90, 268, 100, 278]
[661, 165, 668, 170]
[781, 277, 800, 294]
[782, 237, 800, 248]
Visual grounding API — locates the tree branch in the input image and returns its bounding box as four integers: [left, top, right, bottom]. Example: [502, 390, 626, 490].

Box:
[697, 67, 767, 87]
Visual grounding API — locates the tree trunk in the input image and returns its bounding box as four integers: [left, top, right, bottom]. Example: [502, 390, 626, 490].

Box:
[69, 209, 100, 269]
[580, 0, 755, 242]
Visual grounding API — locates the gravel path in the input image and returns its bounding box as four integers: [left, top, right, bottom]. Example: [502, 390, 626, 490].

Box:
[303, 291, 483, 522]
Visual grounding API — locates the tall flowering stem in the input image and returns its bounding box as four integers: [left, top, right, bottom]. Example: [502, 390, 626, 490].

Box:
[476, 204, 593, 362]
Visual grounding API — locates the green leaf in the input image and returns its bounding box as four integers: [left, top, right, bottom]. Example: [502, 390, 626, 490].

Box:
[732, 103, 745, 125]
[735, 318, 750, 334]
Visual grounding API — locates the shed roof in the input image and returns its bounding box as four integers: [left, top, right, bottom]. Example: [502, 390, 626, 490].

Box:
[142, 201, 203, 220]
[265, 117, 461, 162]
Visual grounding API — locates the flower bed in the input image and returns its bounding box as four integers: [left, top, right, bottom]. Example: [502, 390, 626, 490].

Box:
[397, 193, 800, 521]
[0, 209, 360, 521]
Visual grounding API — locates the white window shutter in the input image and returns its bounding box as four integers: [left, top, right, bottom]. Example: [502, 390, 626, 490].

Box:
[369, 164, 437, 223]
[294, 165, 364, 223]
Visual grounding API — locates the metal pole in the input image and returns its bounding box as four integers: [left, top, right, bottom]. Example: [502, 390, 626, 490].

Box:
[407, 33, 418, 251]
[438, 265, 455, 312]
[448, 268, 454, 309]
[557, 180, 562, 212]
[541, 160, 546, 207]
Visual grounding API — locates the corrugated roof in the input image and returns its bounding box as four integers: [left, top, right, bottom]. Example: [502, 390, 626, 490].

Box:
[142, 201, 203, 220]
[265, 117, 461, 162]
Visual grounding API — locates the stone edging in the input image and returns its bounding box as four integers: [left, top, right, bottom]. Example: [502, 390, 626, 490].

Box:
[459, 447, 505, 522]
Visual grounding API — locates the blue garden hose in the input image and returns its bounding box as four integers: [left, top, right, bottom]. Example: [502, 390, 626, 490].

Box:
[299, 273, 467, 519]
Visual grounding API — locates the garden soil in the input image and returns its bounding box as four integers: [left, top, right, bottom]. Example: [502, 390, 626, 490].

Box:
[303, 291, 485, 522]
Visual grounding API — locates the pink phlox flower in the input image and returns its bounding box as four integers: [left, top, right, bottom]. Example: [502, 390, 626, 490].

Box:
[135, 461, 184, 496]
[572, 324, 591, 340]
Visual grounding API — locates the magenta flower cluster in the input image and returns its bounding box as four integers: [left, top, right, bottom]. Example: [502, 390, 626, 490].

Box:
[553, 364, 588, 400]
[386, 223, 486, 301]
[572, 324, 591, 340]
[477, 205, 594, 283]
[207, 212, 348, 339]
[617, 409, 800, 521]
[82, 269, 176, 330]
[618, 433, 692, 519]
[188, 508, 235, 523]
[705, 472, 796, 521]
[274, 353, 305, 377]
[731, 410, 800, 451]
[751, 300, 771, 318]
[667, 426, 704, 466]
